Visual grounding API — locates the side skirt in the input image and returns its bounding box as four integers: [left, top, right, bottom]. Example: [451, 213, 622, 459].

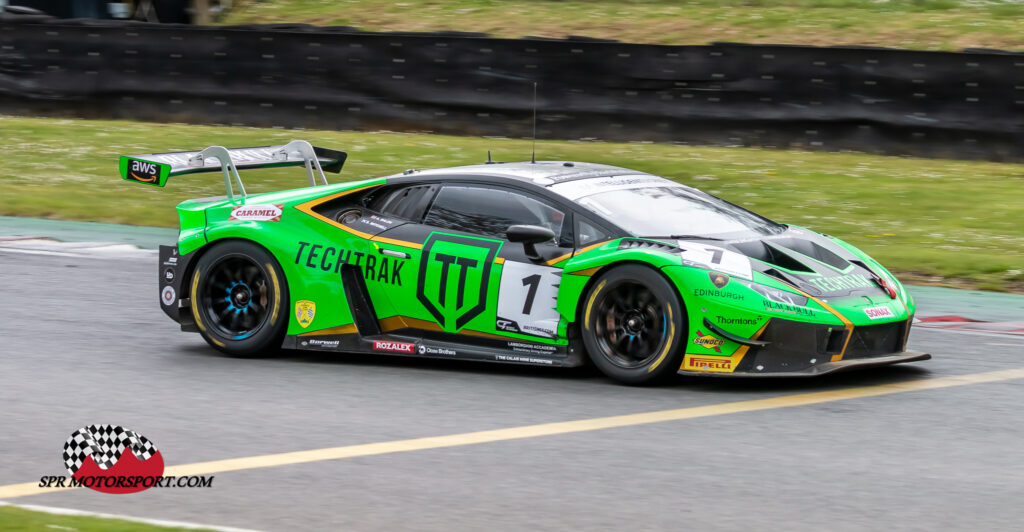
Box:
[282, 328, 585, 368]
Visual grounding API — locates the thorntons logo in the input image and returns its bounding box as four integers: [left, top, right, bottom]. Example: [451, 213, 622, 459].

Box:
[373, 340, 415, 353]
[229, 204, 283, 222]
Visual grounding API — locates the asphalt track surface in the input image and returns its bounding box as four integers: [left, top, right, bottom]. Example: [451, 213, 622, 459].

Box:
[2, 249, 1024, 532]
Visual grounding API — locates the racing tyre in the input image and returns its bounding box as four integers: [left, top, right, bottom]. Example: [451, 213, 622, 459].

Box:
[189, 240, 288, 357]
[581, 265, 686, 385]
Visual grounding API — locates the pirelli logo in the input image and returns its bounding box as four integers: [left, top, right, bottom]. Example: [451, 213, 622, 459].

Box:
[685, 355, 734, 372]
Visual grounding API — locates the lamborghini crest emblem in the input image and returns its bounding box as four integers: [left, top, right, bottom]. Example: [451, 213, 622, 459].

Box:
[709, 272, 730, 289]
[295, 300, 316, 328]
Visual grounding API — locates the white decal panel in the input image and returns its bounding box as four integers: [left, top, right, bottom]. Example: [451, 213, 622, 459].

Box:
[677, 243, 753, 280]
[496, 261, 562, 339]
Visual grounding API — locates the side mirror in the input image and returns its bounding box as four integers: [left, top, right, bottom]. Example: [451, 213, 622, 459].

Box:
[506, 224, 555, 261]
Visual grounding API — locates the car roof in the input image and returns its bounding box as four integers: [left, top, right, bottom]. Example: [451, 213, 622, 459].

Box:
[386, 161, 650, 187]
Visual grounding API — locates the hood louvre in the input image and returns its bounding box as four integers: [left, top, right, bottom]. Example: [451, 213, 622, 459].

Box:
[731, 241, 815, 273]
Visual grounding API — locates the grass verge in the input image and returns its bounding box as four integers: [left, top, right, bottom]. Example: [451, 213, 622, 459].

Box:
[0, 505, 220, 532]
[0, 115, 1021, 291]
[219, 0, 1024, 52]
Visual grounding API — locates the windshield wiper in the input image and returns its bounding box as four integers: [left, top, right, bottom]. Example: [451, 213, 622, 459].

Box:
[644, 234, 725, 241]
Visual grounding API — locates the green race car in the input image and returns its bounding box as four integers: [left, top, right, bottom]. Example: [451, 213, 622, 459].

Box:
[124, 140, 929, 385]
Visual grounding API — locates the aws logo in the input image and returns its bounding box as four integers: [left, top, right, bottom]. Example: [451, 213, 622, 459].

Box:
[417, 233, 501, 331]
[126, 159, 161, 184]
[129, 160, 158, 182]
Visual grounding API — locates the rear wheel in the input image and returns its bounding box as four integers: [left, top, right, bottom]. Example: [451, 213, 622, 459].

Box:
[189, 240, 288, 357]
[581, 265, 686, 385]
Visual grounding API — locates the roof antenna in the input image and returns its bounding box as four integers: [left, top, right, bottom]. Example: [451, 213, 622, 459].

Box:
[486, 150, 493, 164]
[531, 81, 537, 164]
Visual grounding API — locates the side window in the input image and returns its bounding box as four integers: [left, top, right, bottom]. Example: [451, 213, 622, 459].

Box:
[424, 185, 566, 242]
[368, 184, 438, 220]
[577, 217, 611, 247]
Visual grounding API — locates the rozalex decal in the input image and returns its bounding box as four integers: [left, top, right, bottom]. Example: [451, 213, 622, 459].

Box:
[38, 424, 214, 494]
[295, 300, 316, 328]
[864, 306, 895, 320]
[373, 340, 415, 353]
[229, 204, 283, 222]
[693, 331, 725, 352]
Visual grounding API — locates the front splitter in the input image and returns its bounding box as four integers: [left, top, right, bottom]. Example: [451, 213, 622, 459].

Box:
[678, 351, 932, 378]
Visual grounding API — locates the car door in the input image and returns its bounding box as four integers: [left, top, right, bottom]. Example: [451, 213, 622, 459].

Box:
[374, 182, 575, 340]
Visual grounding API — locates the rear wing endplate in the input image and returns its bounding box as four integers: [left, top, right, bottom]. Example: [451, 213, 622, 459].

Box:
[119, 140, 347, 201]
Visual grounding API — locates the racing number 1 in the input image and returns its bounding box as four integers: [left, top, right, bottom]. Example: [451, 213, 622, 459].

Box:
[497, 262, 561, 339]
[521, 274, 541, 314]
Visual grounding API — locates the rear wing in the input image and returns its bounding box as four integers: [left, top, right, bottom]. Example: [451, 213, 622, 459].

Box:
[119, 140, 347, 201]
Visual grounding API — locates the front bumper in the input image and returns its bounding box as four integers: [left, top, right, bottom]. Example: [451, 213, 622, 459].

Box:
[679, 350, 931, 378]
[681, 315, 929, 377]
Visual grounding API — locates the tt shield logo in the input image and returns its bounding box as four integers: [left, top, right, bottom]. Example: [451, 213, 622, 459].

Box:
[417, 233, 501, 331]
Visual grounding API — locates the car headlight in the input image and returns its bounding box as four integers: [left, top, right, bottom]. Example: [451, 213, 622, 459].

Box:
[746, 283, 808, 307]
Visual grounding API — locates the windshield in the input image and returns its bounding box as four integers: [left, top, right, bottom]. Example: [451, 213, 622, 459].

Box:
[554, 175, 783, 238]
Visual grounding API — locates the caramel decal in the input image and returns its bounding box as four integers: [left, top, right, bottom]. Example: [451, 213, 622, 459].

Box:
[230, 204, 283, 222]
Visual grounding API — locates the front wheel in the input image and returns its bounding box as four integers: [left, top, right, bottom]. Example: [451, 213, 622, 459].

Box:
[189, 240, 288, 357]
[581, 265, 686, 385]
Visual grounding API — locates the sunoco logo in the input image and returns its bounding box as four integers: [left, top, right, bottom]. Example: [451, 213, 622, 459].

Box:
[38, 424, 213, 494]
[693, 331, 725, 352]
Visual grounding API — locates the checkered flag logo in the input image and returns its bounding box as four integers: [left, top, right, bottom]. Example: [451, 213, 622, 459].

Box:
[63, 425, 159, 475]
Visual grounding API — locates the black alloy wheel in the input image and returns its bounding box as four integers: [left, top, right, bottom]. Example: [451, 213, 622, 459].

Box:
[581, 265, 686, 385]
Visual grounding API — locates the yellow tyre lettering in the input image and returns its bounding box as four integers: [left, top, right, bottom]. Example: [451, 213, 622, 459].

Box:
[647, 305, 674, 373]
[266, 263, 281, 325]
[584, 280, 606, 329]
[190, 267, 205, 332]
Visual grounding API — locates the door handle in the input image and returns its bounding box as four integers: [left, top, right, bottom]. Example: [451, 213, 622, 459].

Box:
[379, 248, 410, 259]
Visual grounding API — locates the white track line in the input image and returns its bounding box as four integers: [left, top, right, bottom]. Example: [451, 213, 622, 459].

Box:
[0, 501, 262, 532]
[0, 239, 157, 260]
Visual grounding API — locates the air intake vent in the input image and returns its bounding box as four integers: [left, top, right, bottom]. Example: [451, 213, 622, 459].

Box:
[730, 241, 815, 273]
[776, 239, 850, 270]
[618, 239, 680, 253]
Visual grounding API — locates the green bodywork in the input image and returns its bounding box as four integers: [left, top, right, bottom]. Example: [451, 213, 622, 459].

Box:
[169, 176, 915, 365]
